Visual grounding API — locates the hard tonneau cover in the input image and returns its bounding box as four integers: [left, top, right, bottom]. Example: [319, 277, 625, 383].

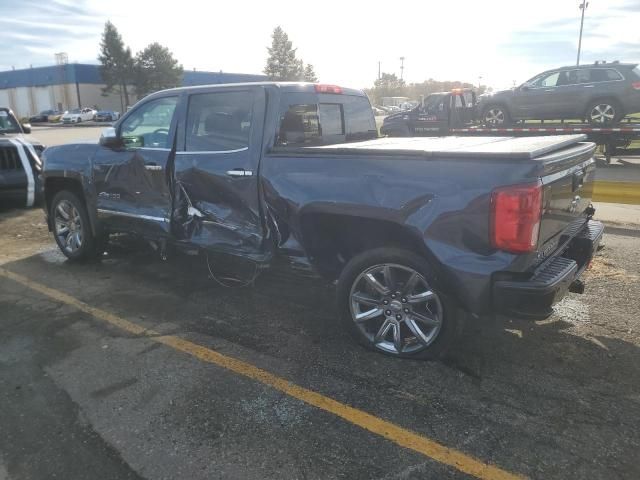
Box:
[306, 135, 588, 160]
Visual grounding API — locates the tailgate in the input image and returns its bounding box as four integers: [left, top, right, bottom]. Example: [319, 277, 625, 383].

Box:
[536, 141, 596, 255]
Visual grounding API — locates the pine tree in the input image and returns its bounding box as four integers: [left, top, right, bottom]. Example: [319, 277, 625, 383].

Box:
[134, 43, 183, 97]
[98, 21, 134, 107]
[264, 27, 304, 81]
[303, 63, 318, 82]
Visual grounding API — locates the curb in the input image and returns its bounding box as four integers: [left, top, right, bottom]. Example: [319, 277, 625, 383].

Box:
[603, 221, 640, 237]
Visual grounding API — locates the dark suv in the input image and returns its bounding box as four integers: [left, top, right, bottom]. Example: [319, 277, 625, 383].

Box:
[479, 62, 640, 125]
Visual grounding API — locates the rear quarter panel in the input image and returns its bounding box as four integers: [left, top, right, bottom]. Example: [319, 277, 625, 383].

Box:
[260, 153, 541, 314]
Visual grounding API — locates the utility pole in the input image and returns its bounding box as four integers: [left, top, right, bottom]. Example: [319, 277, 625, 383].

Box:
[478, 75, 483, 89]
[399, 57, 405, 81]
[577, 1, 589, 66]
[378, 61, 381, 80]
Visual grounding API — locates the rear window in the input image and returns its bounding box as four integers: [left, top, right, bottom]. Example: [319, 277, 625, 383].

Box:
[633, 66, 640, 79]
[276, 94, 376, 147]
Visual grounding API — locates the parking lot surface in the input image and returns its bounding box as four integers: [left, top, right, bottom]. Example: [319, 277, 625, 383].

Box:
[2, 126, 640, 479]
[1, 204, 639, 480]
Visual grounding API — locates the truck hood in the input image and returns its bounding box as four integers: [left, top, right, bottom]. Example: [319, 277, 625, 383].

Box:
[0, 132, 43, 148]
[383, 112, 408, 123]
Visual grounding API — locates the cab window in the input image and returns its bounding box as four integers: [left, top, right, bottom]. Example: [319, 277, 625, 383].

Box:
[120, 96, 178, 149]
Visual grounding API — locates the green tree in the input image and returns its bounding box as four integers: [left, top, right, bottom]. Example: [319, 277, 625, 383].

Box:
[264, 26, 304, 80]
[134, 42, 183, 97]
[303, 63, 318, 82]
[98, 21, 134, 107]
[366, 73, 407, 105]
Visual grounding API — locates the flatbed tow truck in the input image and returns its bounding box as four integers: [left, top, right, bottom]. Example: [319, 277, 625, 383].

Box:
[380, 89, 640, 164]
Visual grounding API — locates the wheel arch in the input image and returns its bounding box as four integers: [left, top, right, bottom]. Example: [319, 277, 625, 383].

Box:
[45, 177, 98, 235]
[298, 211, 434, 282]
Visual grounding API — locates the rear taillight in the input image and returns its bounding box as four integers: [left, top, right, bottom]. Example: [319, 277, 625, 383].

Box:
[632, 81, 640, 90]
[314, 84, 343, 94]
[490, 181, 543, 253]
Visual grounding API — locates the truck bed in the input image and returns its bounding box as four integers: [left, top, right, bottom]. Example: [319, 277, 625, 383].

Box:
[306, 134, 588, 160]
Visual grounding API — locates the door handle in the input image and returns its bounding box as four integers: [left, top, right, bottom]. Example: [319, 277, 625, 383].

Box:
[583, 85, 594, 88]
[544, 89, 555, 92]
[144, 162, 162, 171]
[226, 168, 253, 177]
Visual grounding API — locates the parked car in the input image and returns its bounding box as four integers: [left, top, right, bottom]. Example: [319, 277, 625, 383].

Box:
[478, 62, 640, 125]
[29, 109, 60, 123]
[42, 82, 602, 359]
[48, 111, 64, 123]
[0, 107, 44, 207]
[371, 106, 387, 116]
[61, 108, 96, 124]
[95, 110, 120, 122]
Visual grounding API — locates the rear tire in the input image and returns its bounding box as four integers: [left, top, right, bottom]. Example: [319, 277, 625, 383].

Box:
[50, 191, 99, 261]
[586, 99, 622, 125]
[482, 104, 511, 126]
[337, 248, 463, 360]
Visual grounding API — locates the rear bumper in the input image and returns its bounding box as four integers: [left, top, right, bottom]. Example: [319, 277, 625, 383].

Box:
[492, 220, 604, 320]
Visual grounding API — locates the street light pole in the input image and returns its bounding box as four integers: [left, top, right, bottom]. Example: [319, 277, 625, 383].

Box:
[399, 57, 405, 81]
[577, 1, 589, 66]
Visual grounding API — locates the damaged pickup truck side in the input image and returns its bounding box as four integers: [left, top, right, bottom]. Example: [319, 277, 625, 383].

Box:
[42, 82, 603, 359]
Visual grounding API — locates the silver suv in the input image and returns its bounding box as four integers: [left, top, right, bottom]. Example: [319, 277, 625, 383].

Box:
[479, 62, 640, 125]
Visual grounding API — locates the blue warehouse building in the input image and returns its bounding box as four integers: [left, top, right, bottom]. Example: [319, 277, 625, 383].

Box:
[0, 63, 267, 118]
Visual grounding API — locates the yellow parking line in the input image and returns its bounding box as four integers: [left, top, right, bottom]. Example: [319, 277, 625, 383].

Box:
[592, 181, 640, 205]
[0, 267, 525, 480]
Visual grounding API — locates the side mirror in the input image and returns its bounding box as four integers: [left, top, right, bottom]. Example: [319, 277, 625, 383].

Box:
[99, 127, 121, 148]
[520, 84, 530, 92]
[21, 123, 31, 134]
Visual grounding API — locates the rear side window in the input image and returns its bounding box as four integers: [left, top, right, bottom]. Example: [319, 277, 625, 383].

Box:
[565, 69, 590, 84]
[633, 66, 640, 79]
[186, 91, 252, 152]
[276, 93, 376, 147]
[590, 69, 623, 82]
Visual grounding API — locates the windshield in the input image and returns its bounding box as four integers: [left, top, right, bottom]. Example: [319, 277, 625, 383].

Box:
[0, 109, 22, 133]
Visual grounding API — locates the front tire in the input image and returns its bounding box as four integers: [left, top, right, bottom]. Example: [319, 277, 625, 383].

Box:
[337, 248, 461, 359]
[50, 191, 99, 261]
[482, 104, 511, 126]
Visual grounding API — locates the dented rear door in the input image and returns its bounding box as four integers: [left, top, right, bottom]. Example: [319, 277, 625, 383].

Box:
[172, 86, 269, 259]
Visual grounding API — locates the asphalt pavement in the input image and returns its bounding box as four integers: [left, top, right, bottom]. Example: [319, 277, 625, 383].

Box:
[1, 205, 639, 480]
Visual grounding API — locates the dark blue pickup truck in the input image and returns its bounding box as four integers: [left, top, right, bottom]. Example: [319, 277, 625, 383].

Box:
[41, 82, 603, 359]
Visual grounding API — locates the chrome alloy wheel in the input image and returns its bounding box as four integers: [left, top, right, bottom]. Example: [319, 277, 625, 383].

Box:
[589, 103, 615, 124]
[54, 199, 83, 254]
[484, 107, 505, 125]
[349, 264, 443, 355]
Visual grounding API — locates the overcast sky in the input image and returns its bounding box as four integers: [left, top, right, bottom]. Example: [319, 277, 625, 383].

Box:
[1, 0, 639, 90]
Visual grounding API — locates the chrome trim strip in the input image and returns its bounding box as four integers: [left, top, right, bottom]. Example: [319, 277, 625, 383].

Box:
[175, 147, 249, 155]
[97, 208, 169, 223]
